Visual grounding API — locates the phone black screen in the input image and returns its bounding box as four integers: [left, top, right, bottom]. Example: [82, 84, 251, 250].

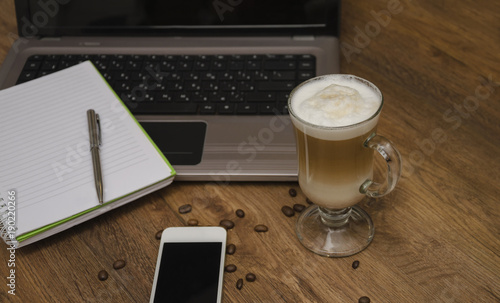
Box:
[153, 242, 222, 303]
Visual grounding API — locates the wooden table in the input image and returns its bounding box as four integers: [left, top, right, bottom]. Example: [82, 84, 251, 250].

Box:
[1, 0, 499, 302]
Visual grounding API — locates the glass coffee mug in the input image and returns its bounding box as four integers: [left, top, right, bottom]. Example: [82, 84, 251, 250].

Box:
[288, 74, 402, 257]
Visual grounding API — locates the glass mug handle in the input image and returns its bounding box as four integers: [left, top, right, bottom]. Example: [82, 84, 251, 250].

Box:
[360, 133, 402, 198]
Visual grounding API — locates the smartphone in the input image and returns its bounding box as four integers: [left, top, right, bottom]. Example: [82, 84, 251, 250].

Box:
[149, 226, 227, 303]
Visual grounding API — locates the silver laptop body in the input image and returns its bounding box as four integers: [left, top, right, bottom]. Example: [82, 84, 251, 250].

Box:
[0, 0, 341, 181]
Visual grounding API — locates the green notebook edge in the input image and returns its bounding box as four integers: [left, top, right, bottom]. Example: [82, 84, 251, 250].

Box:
[16, 61, 176, 243]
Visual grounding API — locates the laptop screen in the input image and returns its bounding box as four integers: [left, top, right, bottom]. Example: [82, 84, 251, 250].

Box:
[17, 0, 339, 37]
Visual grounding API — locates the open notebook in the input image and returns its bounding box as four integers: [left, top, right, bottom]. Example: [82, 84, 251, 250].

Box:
[0, 61, 176, 248]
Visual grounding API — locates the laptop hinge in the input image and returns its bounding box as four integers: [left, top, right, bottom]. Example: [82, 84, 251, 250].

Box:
[292, 35, 315, 41]
[81, 42, 102, 46]
[40, 37, 62, 41]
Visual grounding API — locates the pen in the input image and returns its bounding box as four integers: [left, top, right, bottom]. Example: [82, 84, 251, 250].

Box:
[87, 109, 104, 204]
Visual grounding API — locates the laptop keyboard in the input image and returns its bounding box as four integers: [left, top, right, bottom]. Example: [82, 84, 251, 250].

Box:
[17, 54, 316, 115]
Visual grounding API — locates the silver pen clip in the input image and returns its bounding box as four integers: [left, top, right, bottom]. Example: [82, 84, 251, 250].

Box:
[96, 113, 102, 146]
[87, 110, 101, 148]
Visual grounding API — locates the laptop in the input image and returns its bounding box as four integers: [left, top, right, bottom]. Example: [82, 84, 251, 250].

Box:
[0, 0, 341, 182]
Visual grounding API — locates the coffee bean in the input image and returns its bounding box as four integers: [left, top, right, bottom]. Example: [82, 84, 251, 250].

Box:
[245, 273, 256, 282]
[178, 204, 192, 214]
[306, 198, 313, 204]
[254, 224, 268, 232]
[293, 204, 306, 213]
[235, 209, 245, 218]
[224, 264, 237, 273]
[187, 219, 199, 226]
[358, 296, 370, 303]
[288, 188, 297, 197]
[155, 230, 163, 240]
[219, 219, 235, 230]
[281, 206, 295, 217]
[226, 244, 236, 255]
[236, 278, 244, 290]
[98, 270, 108, 281]
[352, 260, 360, 269]
[113, 259, 126, 270]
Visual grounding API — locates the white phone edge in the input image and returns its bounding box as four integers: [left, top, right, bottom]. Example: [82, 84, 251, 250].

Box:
[149, 226, 227, 303]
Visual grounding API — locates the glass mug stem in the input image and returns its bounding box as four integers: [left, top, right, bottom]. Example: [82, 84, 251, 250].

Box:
[318, 207, 352, 228]
[360, 133, 402, 198]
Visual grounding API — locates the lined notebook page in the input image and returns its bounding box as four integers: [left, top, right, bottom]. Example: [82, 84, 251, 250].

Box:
[0, 61, 173, 236]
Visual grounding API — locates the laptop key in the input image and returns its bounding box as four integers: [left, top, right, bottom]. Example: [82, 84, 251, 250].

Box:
[17, 71, 37, 83]
[238, 82, 255, 91]
[176, 61, 192, 71]
[218, 72, 234, 80]
[28, 55, 43, 61]
[202, 82, 219, 91]
[193, 60, 210, 70]
[114, 71, 130, 81]
[166, 82, 184, 91]
[245, 92, 275, 102]
[126, 60, 142, 71]
[246, 61, 261, 70]
[272, 71, 295, 80]
[175, 93, 192, 102]
[156, 92, 174, 102]
[277, 92, 290, 103]
[220, 81, 237, 91]
[183, 72, 200, 81]
[202, 72, 217, 80]
[47, 54, 62, 61]
[208, 92, 227, 102]
[37, 70, 54, 77]
[253, 71, 270, 80]
[298, 71, 315, 80]
[41, 60, 58, 71]
[109, 60, 125, 70]
[131, 102, 198, 114]
[212, 60, 227, 70]
[277, 103, 289, 115]
[191, 92, 209, 102]
[299, 61, 314, 70]
[237, 104, 257, 114]
[164, 72, 182, 81]
[259, 104, 278, 114]
[227, 91, 245, 103]
[24, 60, 41, 70]
[218, 104, 235, 114]
[114, 81, 132, 91]
[236, 71, 252, 81]
[159, 61, 176, 71]
[229, 61, 244, 70]
[185, 81, 202, 91]
[264, 61, 296, 70]
[257, 81, 295, 91]
[199, 104, 216, 114]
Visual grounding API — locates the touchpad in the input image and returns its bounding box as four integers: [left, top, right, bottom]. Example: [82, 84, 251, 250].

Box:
[140, 122, 207, 165]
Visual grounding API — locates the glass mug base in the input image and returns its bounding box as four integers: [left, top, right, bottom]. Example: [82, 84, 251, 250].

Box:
[296, 205, 374, 257]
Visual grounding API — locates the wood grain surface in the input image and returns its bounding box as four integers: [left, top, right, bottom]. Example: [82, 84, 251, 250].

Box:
[1, 0, 499, 302]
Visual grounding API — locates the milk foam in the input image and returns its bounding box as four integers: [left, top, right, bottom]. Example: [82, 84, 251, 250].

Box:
[290, 75, 382, 140]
